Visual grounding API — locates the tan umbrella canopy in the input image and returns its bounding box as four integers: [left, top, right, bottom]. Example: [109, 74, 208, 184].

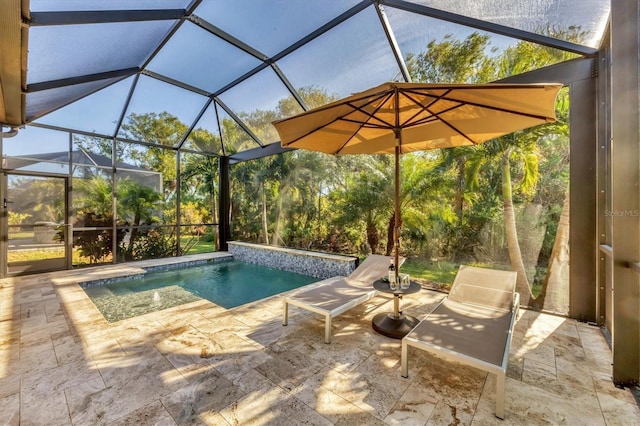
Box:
[272, 82, 563, 278]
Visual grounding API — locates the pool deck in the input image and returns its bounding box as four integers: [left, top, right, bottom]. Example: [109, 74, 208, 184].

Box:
[1, 253, 639, 425]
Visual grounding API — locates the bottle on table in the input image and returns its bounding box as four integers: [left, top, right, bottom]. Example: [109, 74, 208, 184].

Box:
[388, 258, 398, 290]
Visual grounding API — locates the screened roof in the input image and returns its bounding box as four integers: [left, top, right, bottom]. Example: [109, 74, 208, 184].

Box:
[0, 0, 609, 162]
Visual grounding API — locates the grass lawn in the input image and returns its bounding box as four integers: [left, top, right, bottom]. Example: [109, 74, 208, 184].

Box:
[355, 256, 461, 291]
[402, 258, 544, 298]
[8, 247, 66, 262]
[401, 258, 459, 290]
[184, 239, 217, 254]
[9, 231, 34, 239]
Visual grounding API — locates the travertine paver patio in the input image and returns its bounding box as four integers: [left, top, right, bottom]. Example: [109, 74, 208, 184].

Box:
[1, 253, 638, 425]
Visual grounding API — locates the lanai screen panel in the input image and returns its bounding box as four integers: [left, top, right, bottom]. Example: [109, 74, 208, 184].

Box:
[27, 21, 174, 85]
[14, 0, 609, 155]
[35, 77, 135, 136]
[146, 21, 263, 94]
[116, 75, 208, 146]
[193, 0, 363, 57]
[276, 6, 404, 103]
[2, 127, 70, 175]
[412, 0, 610, 48]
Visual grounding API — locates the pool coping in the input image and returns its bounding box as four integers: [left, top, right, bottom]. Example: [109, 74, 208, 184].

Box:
[3, 248, 360, 324]
[78, 252, 234, 289]
[228, 241, 358, 278]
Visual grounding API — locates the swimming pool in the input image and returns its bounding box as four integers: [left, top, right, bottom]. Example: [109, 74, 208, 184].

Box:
[82, 260, 318, 322]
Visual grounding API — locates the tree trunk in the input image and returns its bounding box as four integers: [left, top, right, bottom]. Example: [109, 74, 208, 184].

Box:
[129, 212, 141, 248]
[366, 221, 380, 254]
[536, 186, 570, 313]
[502, 156, 534, 305]
[211, 191, 219, 250]
[125, 211, 142, 260]
[317, 186, 322, 242]
[261, 183, 269, 244]
[455, 156, 465, 225]
[272, 188, 285, 246]
[385, 213, 395, 256]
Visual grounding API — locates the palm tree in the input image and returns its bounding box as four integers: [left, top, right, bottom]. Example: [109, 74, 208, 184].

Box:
[269, 150, 321, 247]
[118, 179, 163, 251]
[182, 156, 218, 234]
[528, 90, 571, 311]
[230, 155, 271, 243]
[371, 152, 451, 257]
[336, 160, 390, 254]
[71, 176, 127, 264]
[466, 133, 539, 305]
[433, 146, 496, 261]
[180, 129, 219, 245]
[537, 183, 570, 312]
[74, 176, 112, 217]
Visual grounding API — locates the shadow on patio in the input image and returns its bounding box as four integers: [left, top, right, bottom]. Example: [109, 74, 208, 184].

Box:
[0, 258, 638, 425]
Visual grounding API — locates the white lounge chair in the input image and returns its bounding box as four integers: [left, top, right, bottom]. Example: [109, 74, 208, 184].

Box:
[401, 265, 519, 419]
[282, 254, 404, 343]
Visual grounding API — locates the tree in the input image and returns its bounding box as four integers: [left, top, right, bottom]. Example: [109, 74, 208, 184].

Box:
[229, 86, 341, 248]
[72, 134, 113, 159]
[435, 147, 500, 261]
[393, 152, 453, 257]
[527, 89, 571, 311]
[466, 132, 540, 305]
[406, 33, 497, 84]
[402, 30, 575, 305]
[7, 176, 65, 224]
[74, 176, 113, 217]
[120, 111, 188, 147]
[117, 178, 163, 257]
[119, 112, 182, 199]
[69, 212, 126, 264]
[331, 152, 448, 257]
[181, 129, 220, 246]
[69, 176, 126, 264]
[492, 34, 576, 307]
[537, 182, 570, 312]
[407, 32, 500, 260]
[334, 158, 391, 254]
[261, 150, 330, 247]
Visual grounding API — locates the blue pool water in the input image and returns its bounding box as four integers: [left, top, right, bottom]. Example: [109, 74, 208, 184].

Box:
[83, 261, 317, 322]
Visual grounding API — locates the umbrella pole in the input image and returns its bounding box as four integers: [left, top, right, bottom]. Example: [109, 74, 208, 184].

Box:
[393, 86, 401, 277]
[394, 139, 400, 278]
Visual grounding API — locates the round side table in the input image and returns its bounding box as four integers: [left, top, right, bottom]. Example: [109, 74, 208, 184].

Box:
[372, 279, 421, 339]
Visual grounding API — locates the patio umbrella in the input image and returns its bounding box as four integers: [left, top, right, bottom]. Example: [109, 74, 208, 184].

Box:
[272, 82, 562, 278]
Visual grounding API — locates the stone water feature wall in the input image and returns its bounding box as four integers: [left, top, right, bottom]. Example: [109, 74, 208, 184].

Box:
[227, 241, 357, 279]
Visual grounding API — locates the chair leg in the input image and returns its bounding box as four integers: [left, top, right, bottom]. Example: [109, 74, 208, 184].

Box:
[401, 340, 409, 378]
[495, 371, 506, 419]
[282, 300, 289, 326]
[324, 315, 332, 344]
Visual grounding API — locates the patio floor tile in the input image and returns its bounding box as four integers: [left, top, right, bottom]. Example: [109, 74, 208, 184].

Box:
[0, 253, 638, 425]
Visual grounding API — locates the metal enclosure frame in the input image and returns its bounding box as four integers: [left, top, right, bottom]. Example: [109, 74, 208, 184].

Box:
[605, 0, 640, 387]
[1, 0, 637, 386]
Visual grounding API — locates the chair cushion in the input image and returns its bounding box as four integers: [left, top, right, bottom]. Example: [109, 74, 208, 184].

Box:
[286, 277, 375, 312]
[406, 299, 513, 366]
[347, 254, 406, 283]
[448, 265, 516, 311]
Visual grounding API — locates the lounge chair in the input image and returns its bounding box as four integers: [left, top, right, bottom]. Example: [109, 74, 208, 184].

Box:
[282, 254, 404, 343]
[400, 265, 519, 419]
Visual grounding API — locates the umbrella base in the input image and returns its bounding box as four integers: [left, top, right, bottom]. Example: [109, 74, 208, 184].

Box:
[372, 312, 420, 339]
